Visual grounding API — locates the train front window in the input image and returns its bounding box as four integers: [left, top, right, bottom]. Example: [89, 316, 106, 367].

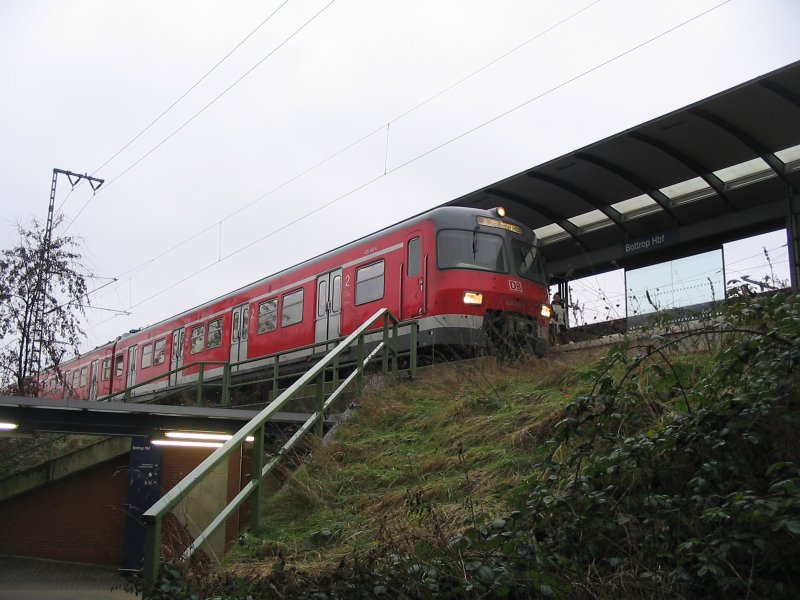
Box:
[437, 229, 508, 273]
[511, 239, 546, 283]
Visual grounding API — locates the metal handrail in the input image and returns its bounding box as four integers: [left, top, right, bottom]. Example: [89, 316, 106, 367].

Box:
[104, 360, 228, 404]
[141, 310, 417, 592]
[106, 317, 417, 407]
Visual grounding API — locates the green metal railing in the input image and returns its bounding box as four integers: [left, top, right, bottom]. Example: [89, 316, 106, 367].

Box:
[106, 319, 417, 409]
[106, 361, 228, 405]
[141, 309, 417, 593]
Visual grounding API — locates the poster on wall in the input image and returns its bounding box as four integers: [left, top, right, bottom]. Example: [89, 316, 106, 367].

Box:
[122, 436, 163, 572]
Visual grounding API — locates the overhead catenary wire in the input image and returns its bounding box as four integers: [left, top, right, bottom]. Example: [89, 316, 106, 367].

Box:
[76, 0, 604, 282]
[89, 1, 291, 178]
[65, 0, 337, 233]
[83, 0, 736, 332]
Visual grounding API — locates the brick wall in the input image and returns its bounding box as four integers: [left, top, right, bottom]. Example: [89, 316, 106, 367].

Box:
[0, 445, 244, 567]
[0, 454, 129, 565]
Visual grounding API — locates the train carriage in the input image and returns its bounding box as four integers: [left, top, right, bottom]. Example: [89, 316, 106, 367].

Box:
[42, 206, 551, 401]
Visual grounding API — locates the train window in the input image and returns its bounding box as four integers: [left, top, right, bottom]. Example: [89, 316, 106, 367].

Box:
[80, 367, 87, 387]
[73, 370, 80, 389]
[437, 229, 508, 273]
[207, 318, 223, 349]
[356, 260, 385, 305]
[317, 279, 328, 317]
[190, 325, 205, 354]
[101, 359, 111, 381]
[115, 354, 124, 377]
[408, 237, 421, 277]
[282, 289, 304, 327]
[141, 344, 154, 369]
[332, 275, 342, 312]
[232, 311, 240, 343]
[241, 308, 249, 340]
[258, 299, 278, 334]
[154, 339, 166, 365]
[511, 239, 546, 283]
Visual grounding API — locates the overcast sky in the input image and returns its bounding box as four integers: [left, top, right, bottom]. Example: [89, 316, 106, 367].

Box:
[2, 0, 799, 353]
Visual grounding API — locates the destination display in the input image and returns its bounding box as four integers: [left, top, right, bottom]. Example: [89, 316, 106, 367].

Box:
[476, 216, 523, 234]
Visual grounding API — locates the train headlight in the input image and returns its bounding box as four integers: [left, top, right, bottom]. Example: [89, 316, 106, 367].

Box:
[463, 291, 483, 305]
[495, 206, 507, 218]
[540, 305, 552, 318]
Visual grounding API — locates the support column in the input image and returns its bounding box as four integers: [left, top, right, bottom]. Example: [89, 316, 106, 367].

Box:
[788, 187, 800, 289]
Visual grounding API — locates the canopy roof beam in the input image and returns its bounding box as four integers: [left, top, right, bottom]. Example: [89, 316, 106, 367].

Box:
[690, 108, 791, 188]
[525, 172, 633, 235]
[484, 187, 586, 247]
[627, 131, 737, 211]
[574, 151, 682, 225]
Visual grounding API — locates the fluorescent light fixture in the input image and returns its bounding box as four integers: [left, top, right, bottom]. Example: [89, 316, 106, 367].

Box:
[152, 439, 224, 448]
[0, 422, 19, 431]
[164, 431, 255, 443]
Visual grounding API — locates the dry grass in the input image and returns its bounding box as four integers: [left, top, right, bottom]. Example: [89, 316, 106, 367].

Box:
[225, 347, 606, 577]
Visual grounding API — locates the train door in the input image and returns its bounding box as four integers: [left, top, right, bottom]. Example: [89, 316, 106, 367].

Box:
[230, 304, 249, 369]
[402, 233, 425, 319]
[315, 269, 342, 349]
[126, 345, 137, 389]
[169, 328, 185, 386]
[89, 359, 99, 401]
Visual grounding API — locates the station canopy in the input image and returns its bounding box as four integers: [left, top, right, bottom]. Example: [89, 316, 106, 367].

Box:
[447, 60, 800, 282]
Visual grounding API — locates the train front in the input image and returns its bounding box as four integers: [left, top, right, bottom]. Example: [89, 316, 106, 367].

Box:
[425, 206, 551, 357]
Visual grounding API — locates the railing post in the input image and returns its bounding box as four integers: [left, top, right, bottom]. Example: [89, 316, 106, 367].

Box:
[142, 515, 162, 597]
[315, 373, 325, 437]
[382, 314, 390, 374]
[333, 354, 339, 391]
[124, 386, 131, 403]
[391, 319, 399, 373]
[222, 364, 231, 406]
[249, 425, 264, 531]
[272, 359, 279, 401]
[357, 334, 365, 385]
[196, 363, 205, 405]
[410, 322, 418, 379]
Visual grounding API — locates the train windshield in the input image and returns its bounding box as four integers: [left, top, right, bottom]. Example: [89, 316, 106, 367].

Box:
[437, 229, 509, 273]
[511, 239, 546, 283]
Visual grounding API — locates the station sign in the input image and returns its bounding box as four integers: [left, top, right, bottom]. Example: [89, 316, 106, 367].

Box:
[622, 229, 679, 256]
[122, 437, 163, 571]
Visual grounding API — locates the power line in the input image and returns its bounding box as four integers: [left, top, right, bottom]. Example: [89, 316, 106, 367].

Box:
[81, 0, 609, 284]
[65, 0, 337, 233]
[89, 1, 291, 178]
[85, 0, 736, 327]
[386, 0, 734, 175]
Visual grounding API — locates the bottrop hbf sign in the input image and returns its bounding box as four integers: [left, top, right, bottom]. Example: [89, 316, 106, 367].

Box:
[623, 230, 679, 256]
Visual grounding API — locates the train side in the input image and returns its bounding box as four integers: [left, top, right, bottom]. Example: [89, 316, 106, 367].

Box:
[41, 206, 550, 400]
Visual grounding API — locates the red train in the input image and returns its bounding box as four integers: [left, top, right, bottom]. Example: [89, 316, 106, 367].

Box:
[40, 206, 551, 401]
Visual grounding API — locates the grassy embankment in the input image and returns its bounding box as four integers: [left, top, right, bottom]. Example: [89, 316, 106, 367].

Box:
[166, 292, 800, 599]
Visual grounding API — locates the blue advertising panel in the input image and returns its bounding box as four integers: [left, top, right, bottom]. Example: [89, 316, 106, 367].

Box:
[122, 437, 163, 571]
